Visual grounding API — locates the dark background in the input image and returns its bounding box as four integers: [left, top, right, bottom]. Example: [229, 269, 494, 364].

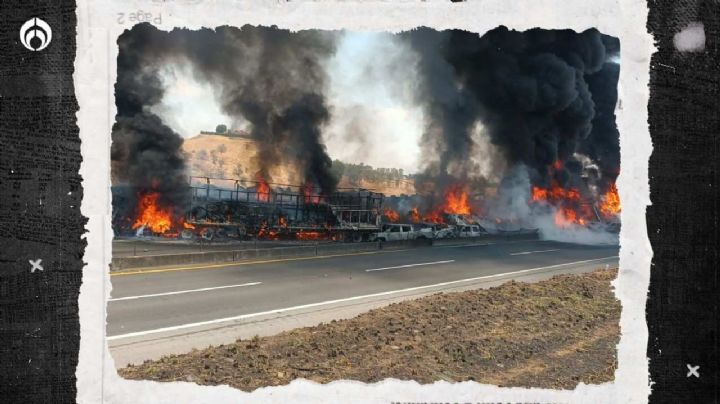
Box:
[646, 0, 719, 403]
[0, 1, 86, 403]
[0, 1, 718, 403]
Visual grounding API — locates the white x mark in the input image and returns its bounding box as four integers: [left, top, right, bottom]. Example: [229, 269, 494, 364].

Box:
[687, 364, 700, 378]
[29, 259, 43, 273]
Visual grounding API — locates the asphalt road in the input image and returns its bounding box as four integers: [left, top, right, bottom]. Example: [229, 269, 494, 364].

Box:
[107, 239, 618, 340]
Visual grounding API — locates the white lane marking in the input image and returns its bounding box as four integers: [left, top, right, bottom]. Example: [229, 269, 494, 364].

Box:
[509, 249, 560, 256]
[106, 256, 617, 341]
[434, 242, 496, 249]
[365, 260, 455, 272]
[108, 282, 261, 302]
[432, 239, 552, 249]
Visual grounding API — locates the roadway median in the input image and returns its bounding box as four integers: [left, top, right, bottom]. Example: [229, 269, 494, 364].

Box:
[110, 232, 538, 273]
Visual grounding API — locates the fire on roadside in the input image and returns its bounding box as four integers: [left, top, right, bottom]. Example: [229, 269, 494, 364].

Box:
[383, 208, 400, 223]
[302, 182, 321, 204]
[531, 179, 620, 228]
[423, 184, 473, 223]
[531, 181, 587, 227]
[391, 184, 474, 225]
[257, 221, 279, 240]
[132, 191, 174, 234]
[599, 183, 621, 218]
[256, 173, 271, 202]
[409, 207, 422, 223]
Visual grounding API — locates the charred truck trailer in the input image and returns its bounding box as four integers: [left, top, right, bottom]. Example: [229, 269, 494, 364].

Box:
[187, 177, 384, 242]
[112, 176, 385, 242]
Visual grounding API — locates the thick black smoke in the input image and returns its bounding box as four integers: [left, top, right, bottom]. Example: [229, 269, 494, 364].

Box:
[113, 23, 339, 222]
[112, 24, 189, 225]
[169, 25, 338, 193]
[403, 28, 480, 184]
[406, 26, 620, 193]
[579, 59, 620, 189]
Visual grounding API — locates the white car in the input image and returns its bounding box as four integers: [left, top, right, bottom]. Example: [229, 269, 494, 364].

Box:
[457, 224, 487, 238]
[415, 223, 455, 239]
[374, 224, 417, 241]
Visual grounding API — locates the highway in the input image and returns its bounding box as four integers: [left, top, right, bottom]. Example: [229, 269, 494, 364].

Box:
[107, 239, 619, 366]
[112, 238, 315, 257]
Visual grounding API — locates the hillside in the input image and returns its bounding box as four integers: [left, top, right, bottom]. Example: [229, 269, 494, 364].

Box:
[182, 133, 416, 195]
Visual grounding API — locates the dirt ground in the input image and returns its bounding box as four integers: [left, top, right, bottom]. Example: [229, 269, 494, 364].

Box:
[119, 268, 621, 391]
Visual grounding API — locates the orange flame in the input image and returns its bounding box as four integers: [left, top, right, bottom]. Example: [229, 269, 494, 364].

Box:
[443, 184, 472, 215]
[302, 182, 321, 204]
[383, 208, 400, 222]
[532, 181, 580, 203]
[422, 184, 473, 223]
[555, 207, 576, 227]
[423, 210, 445, 224]
[532, 181, 580, 202]
[256, 173, 271, 202]
[404, 185, 473, 225]
[296, 231, 323, 240]
[296, 230, 341, 241]
[257, 221, 279, 239]
[599, 183, 621, 218]
[531, 186, 548, 201]
[532, 181, 589, 227]
[132, 192, 174, 234]
[409, 207, 422, 223]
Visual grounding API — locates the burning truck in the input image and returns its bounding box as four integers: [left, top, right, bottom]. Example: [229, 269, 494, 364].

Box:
[112, 175, 385, 242]
[113, 167, 620, 244]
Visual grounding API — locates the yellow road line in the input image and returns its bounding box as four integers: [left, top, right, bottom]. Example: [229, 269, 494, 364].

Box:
[111, 248, 410, 277]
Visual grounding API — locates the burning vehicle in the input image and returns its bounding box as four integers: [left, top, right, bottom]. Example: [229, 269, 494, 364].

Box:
[111, 25, 621, 247]
[113, 175, 385, 242]
[415, 223, 455, 240]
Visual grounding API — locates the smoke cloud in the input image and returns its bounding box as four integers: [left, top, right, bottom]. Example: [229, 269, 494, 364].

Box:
[113, 24, 340, 199]
[401, 27, 620, 243]
[112, 24, 620, 243]
[174, 25, 338, 193]
[405, 26, 620, 192]
[112, 24, 189, 223]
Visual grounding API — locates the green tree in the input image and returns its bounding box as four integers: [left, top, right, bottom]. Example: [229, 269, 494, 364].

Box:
[215, 124, 228, 134]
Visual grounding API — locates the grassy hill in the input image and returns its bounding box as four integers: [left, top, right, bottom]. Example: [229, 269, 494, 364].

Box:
[182, 133, 416, 196]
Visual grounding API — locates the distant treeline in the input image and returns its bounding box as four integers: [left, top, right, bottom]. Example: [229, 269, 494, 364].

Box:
[330, 160, 409, 183]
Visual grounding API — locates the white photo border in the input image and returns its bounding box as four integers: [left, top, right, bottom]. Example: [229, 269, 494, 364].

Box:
[75, 1, 653, 402]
